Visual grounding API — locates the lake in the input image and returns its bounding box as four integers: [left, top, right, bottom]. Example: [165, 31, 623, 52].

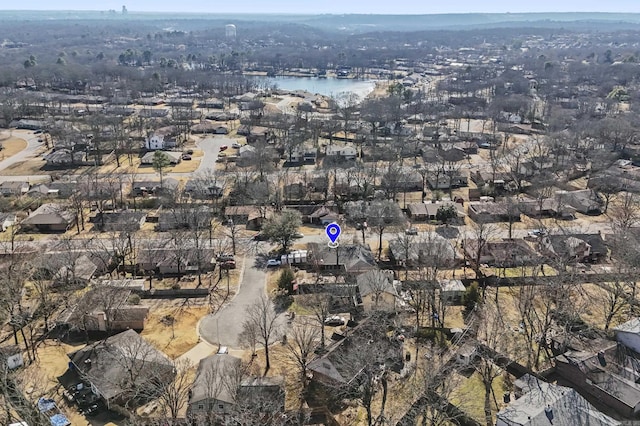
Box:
[251, 76, 377, 100]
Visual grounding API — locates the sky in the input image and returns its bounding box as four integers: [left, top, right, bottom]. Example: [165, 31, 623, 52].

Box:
[7, 0, 640, 14]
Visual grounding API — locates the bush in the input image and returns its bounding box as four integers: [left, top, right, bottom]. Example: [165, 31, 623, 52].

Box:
[277, 267, 295, 295]
[171, 282, 181, 290]
[128, 294, 141, 305]
[464, 281, 481, 313]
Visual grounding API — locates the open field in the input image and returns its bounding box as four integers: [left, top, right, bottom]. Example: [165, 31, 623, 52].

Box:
[0, 137, 27, 159]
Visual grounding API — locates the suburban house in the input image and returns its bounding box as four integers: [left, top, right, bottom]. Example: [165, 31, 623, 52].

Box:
[0, 181, 29, 196]
[56, 286, 149, 333]
[308, 319, 404, 387]
[91, 211, 147, 232]
[145, 129, 177, 150]
[406, 201, 464, 222]
[289, 147, 318, 164]
[518, 196, 575, 219]
[388, 233, 457, 268]
[224, 205, 269, 230]
[156, 207, 211, 231]
[540, 233, 608, 264]
[28, 182, 77, 198]
[184, 179, 223, 199]
[556, 189, 603, 215]
[326, 144, 357, 160]
[21, 203, 76, 232]
[67, 330, 175, 409]
[496, 374, 621, 426]
[188, 354, 285, 422]
[131, 179, 179, 197]
[50, 251, 114, 287]
[427, 170, 468, 190]
[356, 270, 398, 312]
[464, 238, 540, 268]
[188, 354, 241, 419]
[140, 150, 182, 165]
[308, 243, 377, 275]
[44, 149, 88, 167]
[555, 345, 640, 419]
[467, 201, 521, 223]
[137, 247, 215, 275]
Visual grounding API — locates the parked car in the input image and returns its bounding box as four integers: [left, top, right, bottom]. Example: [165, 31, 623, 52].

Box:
[293, 232, 304, 239]
[182, 154, 192, 160]
[221, 260, 236, 270]
[232, 142, 241, 149]
[218, 152, 227, 158]
[266, 259, 281, 267]
[252, 233, 268, 241]
[216, 253, 235, 262]
[185, 149, 194, 154]
[324, 316, 345, 326]
[34, 130, 42, 134]
[405, 227, 418, 235]
[219, 145, 228, 151]
[527, 229, 547, 237]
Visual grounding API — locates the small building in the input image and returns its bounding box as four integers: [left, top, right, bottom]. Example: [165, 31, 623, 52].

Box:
[468, 201, 521, 223]
[21, 203, 76, 233]
[406, 201, 464, 222]
[0, 345, 24, 370]
[439, 279, 465, 304]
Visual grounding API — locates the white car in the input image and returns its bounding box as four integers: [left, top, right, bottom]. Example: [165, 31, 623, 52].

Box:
[266, 259, 281, 267]
[232, 142, 241, 149]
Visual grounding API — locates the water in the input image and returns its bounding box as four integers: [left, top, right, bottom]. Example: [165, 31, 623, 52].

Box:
[251, 76, 376, 100]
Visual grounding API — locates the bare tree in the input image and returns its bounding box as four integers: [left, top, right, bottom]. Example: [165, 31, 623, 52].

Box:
[242, 294, 280, 375]
[302, 292, 331, 350]
[284, 319, 319, 391]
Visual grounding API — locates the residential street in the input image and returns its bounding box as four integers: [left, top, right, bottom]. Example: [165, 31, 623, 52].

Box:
[198, 250, 288, 349]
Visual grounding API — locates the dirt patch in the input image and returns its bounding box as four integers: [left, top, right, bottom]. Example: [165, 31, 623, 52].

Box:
[141, 306, 209, 359]
[0, 137, 27, 158]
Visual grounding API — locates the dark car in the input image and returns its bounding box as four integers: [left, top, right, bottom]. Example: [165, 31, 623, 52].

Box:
[252, 233, 269, 241]
[219, 145, 228, 151]
[182, 154, 192, 160]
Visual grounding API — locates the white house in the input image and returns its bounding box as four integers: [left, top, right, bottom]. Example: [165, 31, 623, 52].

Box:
[145, 130, 177, 150]
[614, 318, 640, 354]
[326, 144, 357, 160]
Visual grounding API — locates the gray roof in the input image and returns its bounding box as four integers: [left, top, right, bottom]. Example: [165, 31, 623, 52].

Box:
[496, 379, 620, 426]
[356, 270, 396, 297]
[613, 317, 640, 335]
[68, 330, 174, 401]
[22, 203, 75, 225]
[190, 354, 241, 405]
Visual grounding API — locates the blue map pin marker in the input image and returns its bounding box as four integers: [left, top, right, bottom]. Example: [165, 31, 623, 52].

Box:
[326, 222, 341, 247]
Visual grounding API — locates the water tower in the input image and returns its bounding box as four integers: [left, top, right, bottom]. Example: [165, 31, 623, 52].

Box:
[225, 24, 237, 39]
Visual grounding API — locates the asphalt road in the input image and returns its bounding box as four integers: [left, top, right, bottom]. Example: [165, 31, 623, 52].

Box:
[198, 250, 288, 349]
